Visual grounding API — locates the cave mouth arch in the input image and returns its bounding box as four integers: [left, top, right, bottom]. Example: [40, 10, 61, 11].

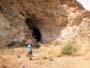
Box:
[25, 18, 41, 42]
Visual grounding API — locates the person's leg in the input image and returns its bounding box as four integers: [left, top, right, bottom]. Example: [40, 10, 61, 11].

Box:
[29, 54, 32, 60]
[29, 52, 32, 60]
[26, 52, 29, 57]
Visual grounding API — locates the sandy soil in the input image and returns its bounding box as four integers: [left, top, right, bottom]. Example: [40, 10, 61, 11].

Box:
[0, 47, 90, 68]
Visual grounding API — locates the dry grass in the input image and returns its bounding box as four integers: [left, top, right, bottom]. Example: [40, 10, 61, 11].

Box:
[46, 46, 62, 57]
[40, 38, 90, 58]
[0, 38, 90, 68]
[0, 56, 5, 68]
[0, 43, 90, 68]
[62, 41, 78, 55]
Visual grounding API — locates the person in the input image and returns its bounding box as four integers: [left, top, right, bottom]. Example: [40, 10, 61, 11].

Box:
[27, 39, 33, 60]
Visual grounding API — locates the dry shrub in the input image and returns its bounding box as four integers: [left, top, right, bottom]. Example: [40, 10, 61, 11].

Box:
[61, 38, 90, 56]
[42, 38, 89, 58]
[62, 41, 78, 55]
[39, 37, 90, 59]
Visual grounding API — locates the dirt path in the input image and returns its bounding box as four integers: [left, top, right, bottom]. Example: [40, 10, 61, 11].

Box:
[1, 47, 90, 68]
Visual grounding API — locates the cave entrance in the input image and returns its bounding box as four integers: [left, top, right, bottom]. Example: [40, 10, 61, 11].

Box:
[32, 27, 41, 42]
[25, 18, 41, 42]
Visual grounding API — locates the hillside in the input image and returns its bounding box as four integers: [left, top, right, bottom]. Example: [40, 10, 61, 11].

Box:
[0, 0, 90, 46]
[0, 0, 90, 68]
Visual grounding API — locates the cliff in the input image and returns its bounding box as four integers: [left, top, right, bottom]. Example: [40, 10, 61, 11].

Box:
[0, 0, 90, 47]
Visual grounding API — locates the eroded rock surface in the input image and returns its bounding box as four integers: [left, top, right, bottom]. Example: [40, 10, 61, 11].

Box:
[0, 0, 90, 46]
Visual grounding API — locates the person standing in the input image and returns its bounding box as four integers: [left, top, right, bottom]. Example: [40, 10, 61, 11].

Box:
[27, 39, 33, 60]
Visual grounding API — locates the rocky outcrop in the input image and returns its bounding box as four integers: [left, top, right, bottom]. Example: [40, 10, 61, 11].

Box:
[0, 0, 90, 46]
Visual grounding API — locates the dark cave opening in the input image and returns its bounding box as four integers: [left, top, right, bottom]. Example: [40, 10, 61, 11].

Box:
[32, 27, 41, 42]
[25, 18, 41, 42]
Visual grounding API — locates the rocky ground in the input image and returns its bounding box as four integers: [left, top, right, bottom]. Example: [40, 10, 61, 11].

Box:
[0, 44, 90, 68]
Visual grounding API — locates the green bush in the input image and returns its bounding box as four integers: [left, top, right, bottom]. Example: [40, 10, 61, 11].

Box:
[62, 41, 78, 55]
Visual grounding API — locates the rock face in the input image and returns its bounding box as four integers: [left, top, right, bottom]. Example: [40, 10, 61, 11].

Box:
[0, 0, 90, 46]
